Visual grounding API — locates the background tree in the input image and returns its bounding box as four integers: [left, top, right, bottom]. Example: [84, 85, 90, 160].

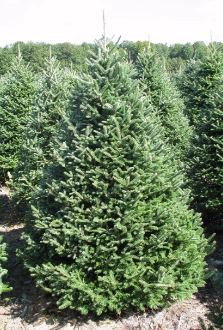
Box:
[180, 46, 223, 129]
[0, 53, 37, 182]
[192, 41, 208, 60]
[179, 59, 203, 127]
[14, 42, 50, 73]
[19, 44, 211, 316]
[0, 47, 14, 75]
[187, 48, 223, 228]
[12, 56, 75, 208]
[135, 47, 191, 160]
[53, 42, 91, 72]
[120, 40, 151, 63]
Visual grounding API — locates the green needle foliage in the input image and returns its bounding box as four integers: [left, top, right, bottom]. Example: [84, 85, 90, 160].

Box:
[0, 236, 12, 294]
[178, 59, 201, 127]
[11, 56, 75, 208]
[187, 48, 223, 227]
[0, 54, 37, 183]
[135, 48, 191, 160]
[20, 43, 211, 316]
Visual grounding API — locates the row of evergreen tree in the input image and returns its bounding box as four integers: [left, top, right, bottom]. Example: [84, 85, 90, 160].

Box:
[0, 40, 222, 315]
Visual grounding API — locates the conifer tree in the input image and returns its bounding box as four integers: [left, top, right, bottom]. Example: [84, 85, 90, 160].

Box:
[135, 48, 191, 160]
[11, 56, 75, 206]
[0, 54, 37, 182]
[0, 236, 12, 294]
[187, 48, 223, 227]
[179, 59, 205, 127]
[20, 43, 211, 315]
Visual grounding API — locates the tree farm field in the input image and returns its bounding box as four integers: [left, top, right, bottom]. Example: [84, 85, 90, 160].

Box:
[0, 38, 222, 330]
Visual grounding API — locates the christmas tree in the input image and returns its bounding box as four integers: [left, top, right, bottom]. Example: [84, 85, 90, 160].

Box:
[20, 43, 211, 315]
[188, 48, 223, 227]
[135, 48, 191, 160]
[11, 56, 75, 208]
[0, 53, 37, 182]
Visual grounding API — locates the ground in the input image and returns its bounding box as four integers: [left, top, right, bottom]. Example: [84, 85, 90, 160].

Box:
[0, 186, 223, 330]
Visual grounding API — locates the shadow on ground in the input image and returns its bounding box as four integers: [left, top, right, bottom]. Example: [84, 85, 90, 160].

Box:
[0, 192, 17, 225]
[198, 232, 223, 330]
[198, 290, 223, 329]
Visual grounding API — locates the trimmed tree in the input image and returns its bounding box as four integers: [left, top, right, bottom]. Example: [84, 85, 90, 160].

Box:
[11, 56, 75, 207]
[0, 54, 37, 182]
[20, 44, 211, 315]
[136, 48, 192, 159]
[135, 48, 191, 160]
[187, 48, 223, 227]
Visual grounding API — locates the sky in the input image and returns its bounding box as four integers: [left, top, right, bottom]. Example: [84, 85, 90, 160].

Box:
[0, 0, 223, 46]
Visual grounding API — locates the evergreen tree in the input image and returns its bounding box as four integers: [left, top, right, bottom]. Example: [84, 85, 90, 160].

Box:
[179, 59, 203, 127]
[180, 47, 223, 129]
[20, 44, 211, 315]
[11, 56, 75, 207]
[0, 236, 12, 294]
[0, 54, 37, 182]
[188, 49, 223, 227]
[135, 48, 191, 160]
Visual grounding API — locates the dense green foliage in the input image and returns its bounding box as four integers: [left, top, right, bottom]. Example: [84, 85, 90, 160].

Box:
[19, 45, 211, 315]
[0, 40, 216, 76]
[0, 54, 37, 182]
[135, 48, 191, 159]
[11, 57, 75, 207]
[187, 49, 223, 227]
[178, 59, 201, 126]
[0, 42, 93, 75]
[0, 236, 12, 294]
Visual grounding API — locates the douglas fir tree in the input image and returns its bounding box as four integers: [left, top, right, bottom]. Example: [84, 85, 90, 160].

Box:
[0, 53, 37, 182]
[20, 43, 211, 315]
[12, 56, 75, 208]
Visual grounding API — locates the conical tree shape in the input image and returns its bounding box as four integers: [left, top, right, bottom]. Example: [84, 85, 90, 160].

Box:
[0, 54, 37, 182]
[135, 48, 191, 160]
[12, 57, 75, 206]
[188, 48, 223, 227]
[20, 44, 211, 315]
